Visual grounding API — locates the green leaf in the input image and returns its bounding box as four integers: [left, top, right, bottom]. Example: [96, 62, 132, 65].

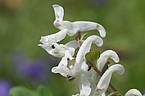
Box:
[108, 91, 122, 96]
[10, 86, 40, 96]
[37, 85, 53, 96]
[85, 50, 100, 67]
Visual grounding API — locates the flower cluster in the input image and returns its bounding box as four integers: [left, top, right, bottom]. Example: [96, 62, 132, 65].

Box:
[39, 4, 143, 96]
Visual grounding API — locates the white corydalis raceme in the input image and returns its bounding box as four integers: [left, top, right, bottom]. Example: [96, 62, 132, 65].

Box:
[51, 35, 103, 77]
[94, 64, 125, 96]
[125, 89, 142, 96]
[97, 50, 120, 71]
[53, 4, 106, 38]
[51, 35, 103, 96]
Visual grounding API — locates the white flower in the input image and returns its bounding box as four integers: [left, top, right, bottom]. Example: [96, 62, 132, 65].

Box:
[94, 64, 125, 96]
[125, 89, 142, 96]
[79, 74, 91, 96]
[97, 50, 120, 71]
[53, 4, 106, 38]
[38, 30, 83, 58]
[51, 35, 103, 77]
[51, 35, 103, 96]
[51, 50, 73, 77]
[72, 35, 103, 74]
[39, 29, 68, 44]
[38, 42, 75, 58]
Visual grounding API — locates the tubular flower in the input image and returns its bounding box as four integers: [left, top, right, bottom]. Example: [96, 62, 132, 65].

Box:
[51, 50, 74, 77]
[72, 35, 103, 73]
[53, 4, 106, 37]
[51, 35, 103, 96]
[38, 41, 75, 58]
[125, 89, 142, 96]
[39, 29, 68, 45]
[51, 35, 103, 77]
[96, 50, 120, 71]
[94, 64, 125, 96]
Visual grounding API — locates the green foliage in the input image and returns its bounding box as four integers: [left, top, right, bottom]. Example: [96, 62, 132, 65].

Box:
[37, 85, 53, 96]
[10, 85, 53, 96]
[85, 50, 100, 67]
[10, 86, 39, 96]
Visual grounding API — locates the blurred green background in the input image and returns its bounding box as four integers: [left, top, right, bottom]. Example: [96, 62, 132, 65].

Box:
[0, 0, 145, 95]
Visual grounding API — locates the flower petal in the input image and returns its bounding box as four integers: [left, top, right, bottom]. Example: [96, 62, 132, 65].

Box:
[51, 50, 75, 77]
[73, 35, 103, 70]
[51, 66, 70, 77]
[51, 56, 70, 77]
[79, 74, 91, 96]
[53, 4, 64, 22]
[39, 42, 75, 58]
[125, 89, 142, 96]
[96, 64, 125, 95]
[97, 50, 120, 71]
[73, 21, 106, 38]
[39, 29, 67, 44]
[65, 40, 80, 49]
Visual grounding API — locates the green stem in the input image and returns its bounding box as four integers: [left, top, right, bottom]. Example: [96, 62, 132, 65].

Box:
[90, 62, 117, 92]
[77, 31, 81, 47]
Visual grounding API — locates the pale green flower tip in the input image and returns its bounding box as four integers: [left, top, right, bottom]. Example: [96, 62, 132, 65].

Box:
[52, 4, 61, 8]
[39, 36, 45, 42]
[109, 64, 125, 75]
[38, 44, 46, 49]
[38, 44, 42, 47]
[51, 67, 56, 73]
[125, 89, 142, 96]
[91, 35, 103, 47]
[107, 50, 120, 63]
[97, 24, 106, 38]
[115, 64, 125, 75]
[100, 28, 106, 38]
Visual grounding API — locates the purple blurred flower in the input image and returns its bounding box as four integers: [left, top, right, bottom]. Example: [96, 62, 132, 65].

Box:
[0, 80, 11, 96]
[12, 51, 59, 83]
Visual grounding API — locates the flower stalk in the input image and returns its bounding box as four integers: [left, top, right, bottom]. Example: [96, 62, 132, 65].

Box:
[87, 61, 117, 92]
[77, 31, 81, 47]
